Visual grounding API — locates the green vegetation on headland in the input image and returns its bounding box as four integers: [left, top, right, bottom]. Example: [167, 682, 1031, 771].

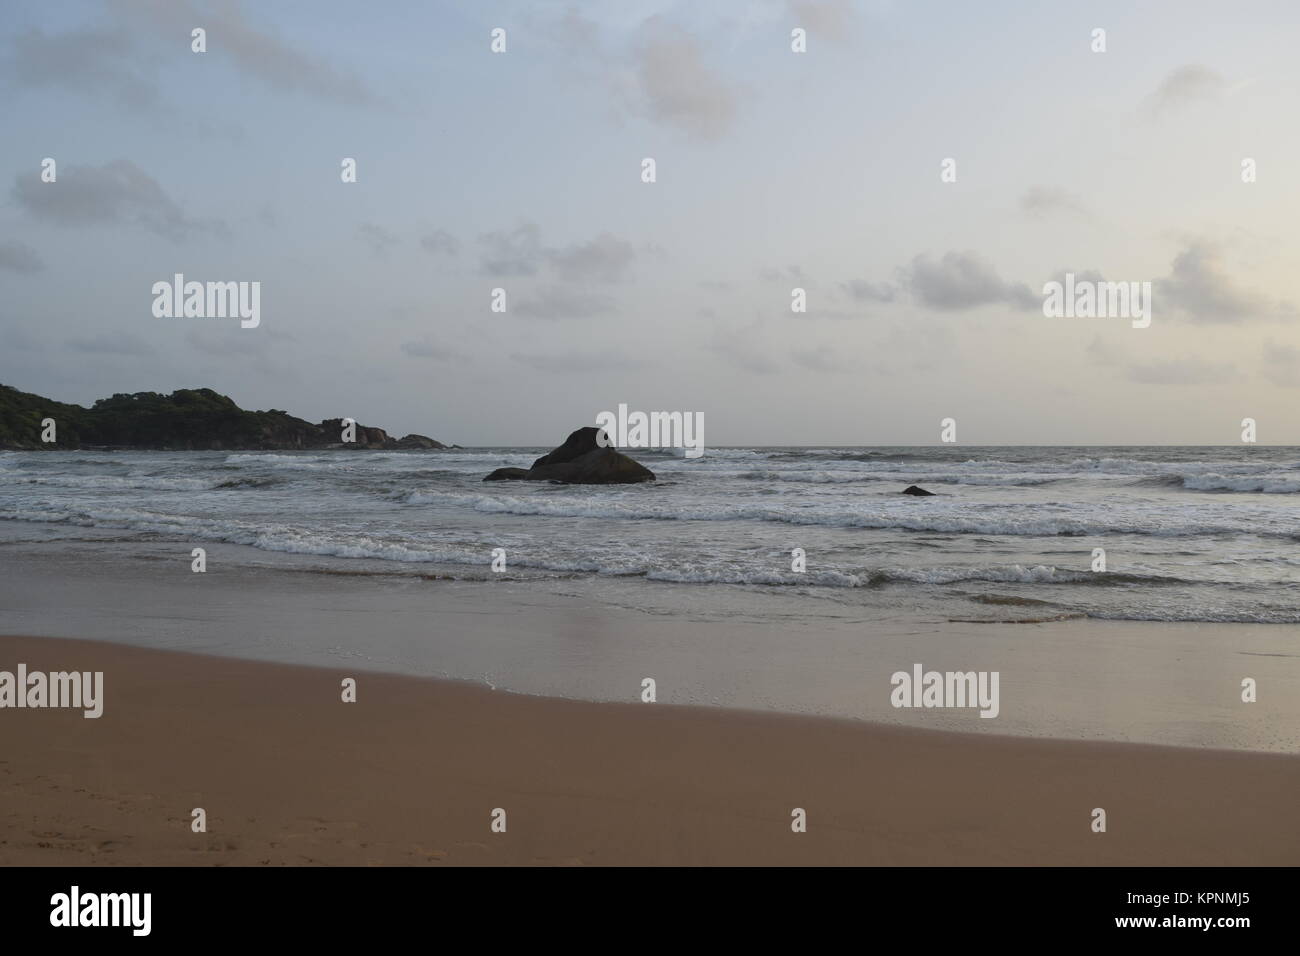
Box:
[0, 384, 448, 451]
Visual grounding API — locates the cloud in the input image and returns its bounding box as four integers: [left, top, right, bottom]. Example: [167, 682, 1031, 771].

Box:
[792, 345, 855, 373]
[110, 0, 378, 105]
[419, 230, 460, 256]
[11, 160, 228, 241]
[546, 233, 636, 284]
[1143, 65, 1227, 119]
[788, 1, 856, 40]
[479, 223, 544, 276]
[185, 327, 263, 355]
[1085, 334, 1124, 367]
[4, 327, 46, 351]
[510, 350, 648, 373]
[1155, 240, 1281, 323]
[903, 251, 1037, 311]
[0, 239, 45, 274]
[1126, 358, 1240, 385]
[479, 224, 637, 284]
[65, 332, 154, 356]
[1020, 186, 1088, 219]
[761, 265, 810, 283]
[1090, 332, 1244, 386]
[400, 338, 455, 361]
[708, 320, 779, 374]
[841, 278, 896, 303]
[6, 26, 160, 112]
[634, 18, 737, 141]
[516, 286, 617, 320]
[357, 223, 400, 255]
[1261, 342, 1300, 387]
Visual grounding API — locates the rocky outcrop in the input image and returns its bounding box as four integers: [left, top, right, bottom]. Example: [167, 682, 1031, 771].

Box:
[484, 426, 655, 484]
[0, 384, 451, 451]
[394, 434, 446, 450]
[901, 485, 936, 496]
[318, 418, 392, 449]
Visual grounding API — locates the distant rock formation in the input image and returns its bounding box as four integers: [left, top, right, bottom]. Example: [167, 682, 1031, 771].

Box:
[484, 426, 655, 484]
[0, 383, 450, 451]
[901, 485, 937, 496]
[394, 434, 444, 450]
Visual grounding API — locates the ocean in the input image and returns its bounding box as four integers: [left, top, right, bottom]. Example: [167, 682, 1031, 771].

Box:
[3, 445, 1298, 625]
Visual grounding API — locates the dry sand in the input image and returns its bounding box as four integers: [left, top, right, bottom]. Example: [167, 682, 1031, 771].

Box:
[1, 634, 1297, 866]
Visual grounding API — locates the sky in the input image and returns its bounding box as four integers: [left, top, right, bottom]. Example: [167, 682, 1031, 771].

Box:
[2, 0, 1298, 445]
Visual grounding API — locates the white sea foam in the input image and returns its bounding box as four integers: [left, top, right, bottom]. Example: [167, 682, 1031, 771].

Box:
[5, 446, 1299, 623]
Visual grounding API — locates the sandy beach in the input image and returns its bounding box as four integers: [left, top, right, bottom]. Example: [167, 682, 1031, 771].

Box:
[3, 633, 1298, 866]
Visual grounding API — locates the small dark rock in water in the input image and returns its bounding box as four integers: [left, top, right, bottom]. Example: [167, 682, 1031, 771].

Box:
[484, 426, 655, 484]
[901, 485, 936, 496]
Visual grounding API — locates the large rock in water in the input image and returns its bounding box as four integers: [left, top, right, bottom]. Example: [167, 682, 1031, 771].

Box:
[901, 485, 936, 496]
[484, 427, 655, 484]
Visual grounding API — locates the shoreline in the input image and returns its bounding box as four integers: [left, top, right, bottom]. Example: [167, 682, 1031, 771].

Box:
[2, 537, 1297, 753]
[2, 633, 1299, 866]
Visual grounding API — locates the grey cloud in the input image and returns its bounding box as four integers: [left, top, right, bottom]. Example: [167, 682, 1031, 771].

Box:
[761, 265, 808, 283]
[511, 350, 648, 373]
[708, 321, 779, 374]
[1021, 186, 1088, 219]
[516, 285, 617, 320]
[1126, 358, 1240, 385]
[186, 328, 264, 356]
[1048, 268, 1107, 286]
[480, 225, 636, 283]
[111, 0, 378, 105]
[904, 251, 1037, 311]
[788, 1, 856, 40]
[1155, 240, 1283, 323]
[479, 224, 544, 276]
[1089, 332, 1244, 386]
[400, 339, 455, 361]
[1262, 342, 1300, 387]
[357, 223, 400, 255]
[6, 26, 160, 111]
[65, 332, 154, 356]
[841, 279, 896, 303]
[11, 160, 228, 241]
[792, 346, 855, 373]
[420, 230, 460, 256]
[546, 233, 636, 284]
[634, 18, 737, 141]
[0, 239, 45, 274]
[5, 327, 46, 351]
[1144, 65, 1226, 119]
[1085, 334, 1124, 367]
